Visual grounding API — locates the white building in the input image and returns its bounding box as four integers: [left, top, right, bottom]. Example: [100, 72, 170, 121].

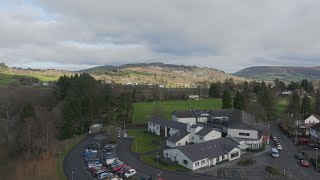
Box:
[310, 123, 320, 143]
[304, 114, 320, 125]
[147, 118, 187, 137]
[172, 110, 211, 124]
[165, 124, 222, 148]
[163, 137, 241, 170]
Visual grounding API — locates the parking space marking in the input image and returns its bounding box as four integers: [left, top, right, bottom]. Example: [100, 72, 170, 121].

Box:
[225, 168, 232, 177]
[301, 170, 307, 176]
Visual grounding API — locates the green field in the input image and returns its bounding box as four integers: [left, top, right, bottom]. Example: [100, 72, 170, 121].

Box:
[274, 98, 289, 118]
[127, 129, 162, 153]
[133, 98, 222, 123]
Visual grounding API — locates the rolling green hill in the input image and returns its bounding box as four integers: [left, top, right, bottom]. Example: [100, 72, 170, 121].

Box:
[234, 66, 320, 81]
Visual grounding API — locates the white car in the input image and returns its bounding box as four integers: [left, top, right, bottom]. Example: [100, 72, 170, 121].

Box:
[272, 136, 277, 141]
[105, 158, 117, 165]
[111, 178, 123, 180]
[85, 149, 98, 153]
[87, 163, 102, 169]
[123, 133, 128, 138]
[98, 172, 113, 180]
[277, 144, 283, 150]
[124, 169, 136, 178]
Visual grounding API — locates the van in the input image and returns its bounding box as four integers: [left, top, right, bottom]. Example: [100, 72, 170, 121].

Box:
[271, 148, 279, 158]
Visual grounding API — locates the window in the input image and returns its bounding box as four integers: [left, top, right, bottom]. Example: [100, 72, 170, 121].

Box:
[216, 157, 220, 162]
[157, 126, 159, 129]
[183, 160, 188, 165]
[239, 132, 250, 136]
[153, 123, 155, 127]
[199, 136, 203, 140]
[201, 160, 206, 165]
[222, 155, 225, 160]
[231, 152, 239, 159]
[192, 136, 194, 140]
[195, 162, 200, 167]
[178, 143, 181, 146]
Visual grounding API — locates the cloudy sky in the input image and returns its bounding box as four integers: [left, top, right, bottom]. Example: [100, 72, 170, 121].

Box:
[0, 0, 320, 72]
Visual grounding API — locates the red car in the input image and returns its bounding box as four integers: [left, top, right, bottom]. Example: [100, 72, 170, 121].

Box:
[299, 160, 310, 167]
[118, 166, 132, 175]
[113, 164, 126, 172]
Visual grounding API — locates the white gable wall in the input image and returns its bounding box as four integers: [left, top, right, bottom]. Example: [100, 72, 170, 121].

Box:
[227, 128, 258, 139]
[310, 128, 320, 143]
[148, 122, 160, 135]
[163, 149, 195, 170]
[203, 130, 222, 142]
[305, 115, 320, 124]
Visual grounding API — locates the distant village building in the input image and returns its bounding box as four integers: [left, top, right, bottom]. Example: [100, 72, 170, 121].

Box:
[188, 95, 200, 100]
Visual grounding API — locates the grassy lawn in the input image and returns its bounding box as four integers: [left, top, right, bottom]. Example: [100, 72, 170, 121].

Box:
[133, 98, 222, 123]
[274, 98, 289, 118]
[141, 153, 191, 173]
[56, 134, 86, 180]
[127, 129, 162, 153]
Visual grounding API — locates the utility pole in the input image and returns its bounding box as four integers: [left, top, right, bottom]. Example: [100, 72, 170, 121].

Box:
[316, 148, 318, 168]
[156, 152, 159, 167]
[295, 130, 298, 144]
[71, 171, 74, 180]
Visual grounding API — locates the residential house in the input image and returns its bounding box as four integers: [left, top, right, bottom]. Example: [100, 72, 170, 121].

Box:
[310, 123, 320, 144]
[163, 137, 241, 170]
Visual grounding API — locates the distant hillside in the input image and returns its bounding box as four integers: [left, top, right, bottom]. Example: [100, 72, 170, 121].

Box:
[0, 63, 71, 86]
[80, 62, 245, 88]
[234, 66, 320, 81]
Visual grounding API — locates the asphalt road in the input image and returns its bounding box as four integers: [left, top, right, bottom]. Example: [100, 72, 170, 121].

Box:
[64, 133, 96, 180]
[269, 123, 319, 180]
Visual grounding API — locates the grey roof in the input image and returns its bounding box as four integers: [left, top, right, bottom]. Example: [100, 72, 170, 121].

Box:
[174, 138, 239, 162]
[166, 130, 190, 143]
[209, 109, 258, 131]
[311, 123, 320, 132]
[196, 127, 215, 137]
[191, 124, 201, 128]
[149, 118, 187, 131]
[172, 110, 196, 118]
[312, 114, 320, 120]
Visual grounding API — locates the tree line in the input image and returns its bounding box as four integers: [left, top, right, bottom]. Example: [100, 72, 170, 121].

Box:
[54, 73, 134, 139]
[209, 78, 319, 121]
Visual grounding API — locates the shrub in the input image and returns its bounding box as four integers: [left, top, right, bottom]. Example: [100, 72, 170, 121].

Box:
[265, 166, 280, 175]
[153, 157, 169, 166]
[237, 157, 256, 166]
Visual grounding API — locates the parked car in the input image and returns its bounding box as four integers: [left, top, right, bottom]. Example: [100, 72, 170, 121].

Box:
[276, 145, 283, 150]
[85, 149, 98, 153]
[87, 162, 102, 169]
[295, 153, 304, 160]
[105, 158, 118, 165]
[308, 142, 320, 148]
[110, 161, 123, 168]
[271, 148, 279, 158]
[124, 169, 136, 178]
[113, 164, 126, 172]
[274, 140, 280, 146]
[118, 166, 132, 175]
[111, 178, 123, 180]
[98, 172, 113, 180]
[299, 160, 310, 167]
[272, 136, 277, 141]
[143, 175, 154, 180]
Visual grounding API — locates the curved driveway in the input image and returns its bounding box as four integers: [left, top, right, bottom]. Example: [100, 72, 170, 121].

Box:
[64, 133, 96, 180]
[64, 133, 220, 180]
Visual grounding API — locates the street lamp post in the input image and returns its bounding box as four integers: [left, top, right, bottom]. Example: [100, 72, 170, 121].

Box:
[58, 151, 62, 166]
[71, 171, 74, 180]
[156, 152, 159, 167]
[295, 130, 298, 144]
[316, 148, 318, 168]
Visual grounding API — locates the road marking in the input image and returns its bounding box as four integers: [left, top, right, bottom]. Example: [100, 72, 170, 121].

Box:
[301, 170, 307, 176]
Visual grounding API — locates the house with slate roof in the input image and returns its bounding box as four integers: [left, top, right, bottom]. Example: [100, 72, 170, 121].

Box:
[147, 117, 187, 137]
[163, 137, 241, 170]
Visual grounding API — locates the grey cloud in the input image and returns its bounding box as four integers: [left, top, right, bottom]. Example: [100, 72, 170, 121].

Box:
[0, 0, 320, 72]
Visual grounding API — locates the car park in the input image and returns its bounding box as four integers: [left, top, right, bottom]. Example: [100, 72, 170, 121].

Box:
[299, 160, 310, 167]
[124, 169, 136, 178]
